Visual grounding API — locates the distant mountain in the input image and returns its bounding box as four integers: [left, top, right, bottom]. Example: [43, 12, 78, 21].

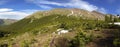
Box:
[0, 19, 17, 25]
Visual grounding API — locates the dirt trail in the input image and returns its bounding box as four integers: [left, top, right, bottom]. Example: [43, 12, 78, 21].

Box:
[49, 35, 57, 47]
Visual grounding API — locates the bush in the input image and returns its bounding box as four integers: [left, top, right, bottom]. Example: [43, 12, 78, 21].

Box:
[0, 31, 11, 38]
[53, 37, 70, 47]
[0, 43, 8, 47]
[21, 40, 30, 47]
[113, 38, 120, 47]
[70, 30, 94, 47]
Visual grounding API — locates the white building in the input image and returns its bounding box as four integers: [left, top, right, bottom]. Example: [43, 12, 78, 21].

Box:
[57, 29, 69, 35]
[109, 22, 120, 25]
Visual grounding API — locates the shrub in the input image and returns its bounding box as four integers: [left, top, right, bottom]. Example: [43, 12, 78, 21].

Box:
[54, 37, 70, 47]
[70, 30, 94, 47]
[0, 43, 8, 47]
[21, 40, 29, 47]
[113, 38, 120, 47]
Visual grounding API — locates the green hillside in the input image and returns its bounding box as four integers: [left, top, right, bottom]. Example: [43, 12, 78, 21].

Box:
[0, 14, 107, 37]
[0, 8, 120, 47]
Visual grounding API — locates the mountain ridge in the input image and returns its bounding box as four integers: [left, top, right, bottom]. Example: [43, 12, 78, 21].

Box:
[26, 8, 105, 20]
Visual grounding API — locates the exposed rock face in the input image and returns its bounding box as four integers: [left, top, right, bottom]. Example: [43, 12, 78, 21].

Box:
[0, 19, 17, 25]
[0, 19, 4, 25]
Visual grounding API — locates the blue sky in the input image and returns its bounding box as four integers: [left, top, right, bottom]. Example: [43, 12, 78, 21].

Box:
[0, 0, 120, 20]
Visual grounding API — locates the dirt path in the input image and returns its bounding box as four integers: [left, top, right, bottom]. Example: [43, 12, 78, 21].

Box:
[49, 35, 57, 47]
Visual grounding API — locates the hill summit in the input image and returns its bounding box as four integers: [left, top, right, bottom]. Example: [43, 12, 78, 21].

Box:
[26, 8, 105, 20]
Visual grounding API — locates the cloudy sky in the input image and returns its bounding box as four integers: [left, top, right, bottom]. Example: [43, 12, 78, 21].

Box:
[0, 0, 120, 20]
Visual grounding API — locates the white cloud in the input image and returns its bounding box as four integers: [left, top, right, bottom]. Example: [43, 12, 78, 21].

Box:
[0, 0, 8, 5]
[66, 0, 98, 11]
[25, 0, 107, 13]
[0, 8, 39, 20]
[25, 0, 53, 9]
[38, 5, 53, 9]
[0, 8, 13, 12]
[97, 8, 107, 14]
[19, 9, 39, 14]
[0, 11, 28, 20]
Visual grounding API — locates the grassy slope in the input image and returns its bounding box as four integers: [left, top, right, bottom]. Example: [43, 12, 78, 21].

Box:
[0, 14, 102, 43]
[0, 12, 119, 47]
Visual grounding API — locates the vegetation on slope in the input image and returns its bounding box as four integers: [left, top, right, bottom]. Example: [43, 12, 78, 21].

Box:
[0, 9, 120, 47]
[0, 14, 109, 38]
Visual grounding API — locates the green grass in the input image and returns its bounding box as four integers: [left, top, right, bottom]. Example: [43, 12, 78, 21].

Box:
[0, 14, 118, 47]
[0, 14, 109, 38]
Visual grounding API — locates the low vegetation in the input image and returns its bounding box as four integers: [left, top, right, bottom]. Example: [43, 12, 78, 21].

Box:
[0, 13, 119, 47]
